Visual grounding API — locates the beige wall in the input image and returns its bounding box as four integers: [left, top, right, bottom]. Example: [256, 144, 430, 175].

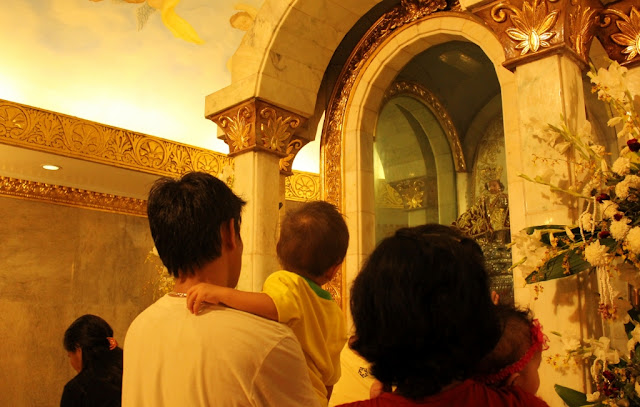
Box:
[0, 197, 156, 406]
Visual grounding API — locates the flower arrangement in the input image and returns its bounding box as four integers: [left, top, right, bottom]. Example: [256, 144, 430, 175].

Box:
[515, 60, 640, 319]
[553, 308, 640, 407]
[513, 60, 640, 406]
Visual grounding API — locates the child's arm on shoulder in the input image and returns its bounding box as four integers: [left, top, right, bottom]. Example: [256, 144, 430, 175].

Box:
[186, 283, 279, 321]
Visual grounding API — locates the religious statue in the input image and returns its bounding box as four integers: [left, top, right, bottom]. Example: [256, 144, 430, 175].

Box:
[454, 179, 510, 244]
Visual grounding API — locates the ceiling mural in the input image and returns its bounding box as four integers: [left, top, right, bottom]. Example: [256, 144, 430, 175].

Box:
[0, 0, 317, 173]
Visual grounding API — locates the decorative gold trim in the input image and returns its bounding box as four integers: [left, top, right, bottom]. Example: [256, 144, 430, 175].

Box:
[285, 171, 320, 202]
[321, 0, 449, 207]
[599, 3, 640, 65]
[473, 0, 602, 71]
[375, 179, 404, 209]
[0, 99, 232, 178]
[491, 0, 560, 56]
[388, 177, 427, 209]
[209, 98, 309, 175]
[569, 3, 600, 61]
[321, 0, 449, 307]
[384, 81, 466, 172]
[0, 176, 147, 217]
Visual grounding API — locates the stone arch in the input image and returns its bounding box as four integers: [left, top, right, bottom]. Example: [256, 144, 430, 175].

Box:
[379, 95, 457, 223]
[329, 12, 517, 288]
[207, 0, 380, 118]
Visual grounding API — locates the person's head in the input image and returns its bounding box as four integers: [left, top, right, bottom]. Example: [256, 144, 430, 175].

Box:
[63, 314, 122, 385]
[475, 305, 548, 394]
[277, 200, 349, 282]
[486, 179, 504, 194]
[349, 224, 500, 400]
[147, 171, 246, 279]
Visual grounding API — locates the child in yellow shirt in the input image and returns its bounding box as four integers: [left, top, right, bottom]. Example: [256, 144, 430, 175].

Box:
[187, 201, 349, 406]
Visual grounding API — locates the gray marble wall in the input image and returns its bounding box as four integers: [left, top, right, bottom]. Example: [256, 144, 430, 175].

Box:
[0, 197, 156, 406]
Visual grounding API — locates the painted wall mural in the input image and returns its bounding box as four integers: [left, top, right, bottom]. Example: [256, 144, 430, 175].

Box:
[89, 0, 205, 44]
[0, 0, 318, 172]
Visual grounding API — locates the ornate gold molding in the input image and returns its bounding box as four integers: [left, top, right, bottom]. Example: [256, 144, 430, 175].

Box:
[597, 1, 640, 67]
[0, 99, 232, 178]
[473, 0, 601, 71]
[285, 171, 320, 202]
[322, 0, 450, 207]
[0, 176, 147, 217]
[1, 170, 317, 217]
[321, 0, 450, 308]
[375, 179, 404, 209]
[384, 81, 467, 172]
[387, 176, 438, 210]
[208, 98, 309, 175]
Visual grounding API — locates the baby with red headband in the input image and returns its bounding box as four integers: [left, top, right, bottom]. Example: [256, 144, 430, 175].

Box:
[475, 305, 549, 394]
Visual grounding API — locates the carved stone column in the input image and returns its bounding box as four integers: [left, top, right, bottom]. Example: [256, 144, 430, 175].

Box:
[208, 98, 309, 291]
[471, 1, 604, 401]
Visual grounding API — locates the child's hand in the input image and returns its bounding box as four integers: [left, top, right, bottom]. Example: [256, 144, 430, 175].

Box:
[186, 283, 226, 314]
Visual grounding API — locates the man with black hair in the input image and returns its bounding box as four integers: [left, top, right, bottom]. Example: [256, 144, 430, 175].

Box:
[122, 172, 320, 407]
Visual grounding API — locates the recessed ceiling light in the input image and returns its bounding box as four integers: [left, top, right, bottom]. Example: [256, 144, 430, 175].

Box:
[42, 164, 61, 171]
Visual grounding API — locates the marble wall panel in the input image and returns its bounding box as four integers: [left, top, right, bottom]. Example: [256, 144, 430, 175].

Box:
[0, 197, 156, 406]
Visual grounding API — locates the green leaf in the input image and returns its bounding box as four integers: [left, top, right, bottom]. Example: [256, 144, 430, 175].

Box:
[554, 384, 595, 407]
[525, 248, 590, 283]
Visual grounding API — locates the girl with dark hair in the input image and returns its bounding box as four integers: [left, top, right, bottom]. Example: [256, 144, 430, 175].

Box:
[337, 224, 549, 407]
[61, 314, 123, 407]
[475, 305, 549, 395]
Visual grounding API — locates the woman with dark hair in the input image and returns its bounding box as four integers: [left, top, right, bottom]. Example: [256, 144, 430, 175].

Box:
[337, 224, 548, 406]
[61, 314, 123, 407]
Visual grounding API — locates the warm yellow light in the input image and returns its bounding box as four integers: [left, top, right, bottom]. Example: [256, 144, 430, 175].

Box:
[42, 164, 60, 171]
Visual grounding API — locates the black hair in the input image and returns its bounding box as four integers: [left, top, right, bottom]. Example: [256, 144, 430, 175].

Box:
[147, 171, 246, 277]
[277, 201, 349, 277]
[63, 314, 123, 391]
[475, 305, 534, 380]
[349, 224, 500, 400]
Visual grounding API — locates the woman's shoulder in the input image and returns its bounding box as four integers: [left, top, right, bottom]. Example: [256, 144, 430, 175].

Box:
[61, 371, 121, 407]
[467, 380, 549, 407]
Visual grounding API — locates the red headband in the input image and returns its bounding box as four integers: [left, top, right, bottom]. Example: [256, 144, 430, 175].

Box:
[107, 337, 117, 351]
[478, 319, 549, 385]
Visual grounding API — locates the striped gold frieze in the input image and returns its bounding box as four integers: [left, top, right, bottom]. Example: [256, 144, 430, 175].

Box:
[0, 99, 232, 178]
[0, 176, 147, 217]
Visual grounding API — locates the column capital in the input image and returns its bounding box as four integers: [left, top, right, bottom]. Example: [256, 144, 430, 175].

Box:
[207, 98, 309, 175]
[596, 1, 640, 68]
[472, 0, 602, 71]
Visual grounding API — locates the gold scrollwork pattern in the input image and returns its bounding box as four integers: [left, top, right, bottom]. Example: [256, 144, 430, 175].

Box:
[322, 0, 449, 207]
[600, 4, 640, 63]
[0, 99, 232, 178]
[0, 176, 147, 217]
[569, 3, 600, 61]
[285, 171, 320, 202]
[280, 137, 310, 175]
[384, 81, 466, 172]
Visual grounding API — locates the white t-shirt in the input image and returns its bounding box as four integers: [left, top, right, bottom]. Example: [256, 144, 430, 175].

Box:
[122, 295, 321, 407]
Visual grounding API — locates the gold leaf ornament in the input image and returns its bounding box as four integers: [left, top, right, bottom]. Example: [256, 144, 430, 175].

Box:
[495, 0, 559, 55]
[219, 107, 252, 151]
[260, 107, 300, 153]
[610, 6, 640, 61]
